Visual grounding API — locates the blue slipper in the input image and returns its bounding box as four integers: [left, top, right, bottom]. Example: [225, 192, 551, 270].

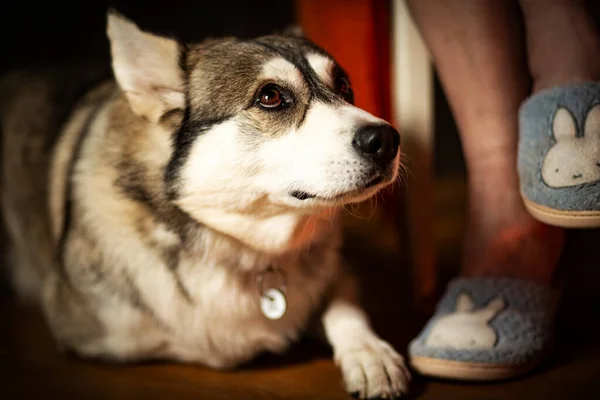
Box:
[408, 277, 559, 381]
[519, 82, 600, 228]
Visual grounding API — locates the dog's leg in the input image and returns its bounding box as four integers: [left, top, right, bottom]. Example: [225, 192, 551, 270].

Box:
[42, 273, 169, 362]
[322, 274, 410, 399]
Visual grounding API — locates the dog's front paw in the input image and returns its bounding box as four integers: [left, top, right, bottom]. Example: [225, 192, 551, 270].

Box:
[336, 338, 410, 399]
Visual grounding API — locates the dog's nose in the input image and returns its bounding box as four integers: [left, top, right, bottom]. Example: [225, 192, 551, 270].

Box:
[352, 124, 400, 169]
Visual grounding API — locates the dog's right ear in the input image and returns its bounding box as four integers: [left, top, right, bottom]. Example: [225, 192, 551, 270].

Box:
[107, 9, 185, 122]
[279, 24, 305, 38]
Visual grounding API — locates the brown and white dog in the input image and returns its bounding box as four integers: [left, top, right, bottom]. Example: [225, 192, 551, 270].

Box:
[0, 11, 409, 398]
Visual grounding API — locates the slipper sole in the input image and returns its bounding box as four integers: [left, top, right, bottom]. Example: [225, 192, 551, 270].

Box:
[410, 355, 543, 381]
[523, 197, 600, 228]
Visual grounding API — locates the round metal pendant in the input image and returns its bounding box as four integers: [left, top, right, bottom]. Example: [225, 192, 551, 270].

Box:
[260, 288, 287, 320]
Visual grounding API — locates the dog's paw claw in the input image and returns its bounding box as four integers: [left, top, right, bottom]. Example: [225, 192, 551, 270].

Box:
[338, 339, 410, 399]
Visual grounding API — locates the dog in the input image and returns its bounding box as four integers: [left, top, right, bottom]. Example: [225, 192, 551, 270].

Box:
[0, 10, 410, 398]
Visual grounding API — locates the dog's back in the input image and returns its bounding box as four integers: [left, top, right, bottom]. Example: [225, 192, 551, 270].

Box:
[0, 66, 110, 301]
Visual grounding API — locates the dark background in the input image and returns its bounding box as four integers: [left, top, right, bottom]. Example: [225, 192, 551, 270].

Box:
[0, 0, 295, 75]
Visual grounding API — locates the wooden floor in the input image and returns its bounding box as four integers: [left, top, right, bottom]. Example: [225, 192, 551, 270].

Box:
[3, 302, 600, 400]
[2, 211, 600, 399]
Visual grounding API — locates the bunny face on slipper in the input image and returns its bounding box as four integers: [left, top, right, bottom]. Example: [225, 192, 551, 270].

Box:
[541, 105, 600, 188]
[425, 292, 505, 350]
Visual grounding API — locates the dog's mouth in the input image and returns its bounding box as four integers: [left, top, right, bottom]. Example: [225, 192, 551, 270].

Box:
[290, 175, 385, 202]
[290, 190, 317, 201]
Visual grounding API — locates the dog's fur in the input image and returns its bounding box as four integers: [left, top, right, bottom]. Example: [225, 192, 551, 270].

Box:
[0, 11, 410, 398]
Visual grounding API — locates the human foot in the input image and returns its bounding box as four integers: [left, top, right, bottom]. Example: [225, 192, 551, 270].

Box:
[518, 83, 600, 227]
[408, 277, 559, 380]
[461, 216, 564, 284]
[407, 171, 564, 380]
[519, 0, 600, 227]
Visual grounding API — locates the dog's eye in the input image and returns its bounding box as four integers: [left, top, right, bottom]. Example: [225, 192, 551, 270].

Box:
[335, 76, 353, 103]
[258, 85, 283, 109]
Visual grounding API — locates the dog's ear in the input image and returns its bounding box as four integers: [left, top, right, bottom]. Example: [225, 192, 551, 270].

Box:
[279, 24, 305, 38]
[107, 9, 185, 122]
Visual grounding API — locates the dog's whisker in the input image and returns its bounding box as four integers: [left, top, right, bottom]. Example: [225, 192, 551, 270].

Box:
[369, 196, 377, 221]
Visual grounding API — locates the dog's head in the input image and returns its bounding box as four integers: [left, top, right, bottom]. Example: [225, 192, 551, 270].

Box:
[107, 11, 400, 220]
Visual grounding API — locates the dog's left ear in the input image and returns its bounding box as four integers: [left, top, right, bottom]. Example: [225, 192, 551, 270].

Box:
[107, 9, 185, 122]
[280, 24, 305, 38]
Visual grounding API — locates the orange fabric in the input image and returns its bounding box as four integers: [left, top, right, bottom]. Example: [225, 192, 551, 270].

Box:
[295, 0, 391, 120]
[295, 0, 401, 221]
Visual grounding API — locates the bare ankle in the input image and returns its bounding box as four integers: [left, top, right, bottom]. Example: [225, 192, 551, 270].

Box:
[462, 216, 564, 285]
[533, 74, 600, 94]
[522, 0, 600, 93]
